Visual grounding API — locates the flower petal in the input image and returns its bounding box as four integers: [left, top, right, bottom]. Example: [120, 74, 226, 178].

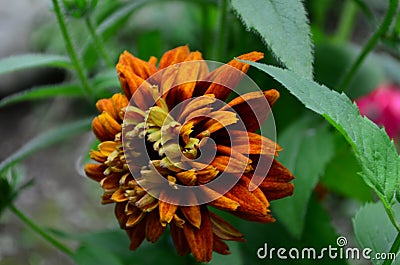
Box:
[170, 224, 190, 256]
[224, 179, 268, 216]
[145, 210, 165, 243]
[220, 89, 279, 132]
[159, 45, 190, 69]
[200, 186, 240, 211]
[213, 235, 231, 255]
[209, 212, 245, 242]
[118, 51, 157, 80]
[226, 130, 280, 156]
[194, 51, 264, 100]
[159, 192, 179, 226]
[183, 206, 213, 262]
[165, 51, 208, 107]
[181, 204, 202, 229]
[84, 163, 106, 182]
[127, 219, 146, 250]
[114, 202, 128, 228]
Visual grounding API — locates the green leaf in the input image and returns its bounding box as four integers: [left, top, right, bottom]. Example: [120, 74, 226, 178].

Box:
[0, 118, 92, 173]
[271, 116, 335, 238]
[0, 83, 83, 108]
[244, 61, 400, 205]
[353, 202, 400, 265]
[231, 0, 313, 78]
[0, 54, 72, 75]
[321, 133, 373, 202]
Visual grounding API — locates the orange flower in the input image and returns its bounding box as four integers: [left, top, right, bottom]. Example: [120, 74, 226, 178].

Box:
[85, 45, 294, 262]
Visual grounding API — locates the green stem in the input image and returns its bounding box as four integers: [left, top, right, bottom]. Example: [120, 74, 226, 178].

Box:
[338, 0, 399, 92]
[84, 16, 113, 68]
[334, 0, 358, 43]
[9, 204, 75, 257]
[52, 0, 93, 97]
[215, 0, 228, 61]
[382, 232, 400, 265]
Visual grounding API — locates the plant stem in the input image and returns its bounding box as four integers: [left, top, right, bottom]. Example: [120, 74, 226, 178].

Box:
[334, 0, 357, 43]
[84, 16, 113, 68]
[338, 0, 399, 92]
[215, 0, 228, 61]
[52, 0, 93, 97]
[382, 232, 400, 265]
[9, 204, 75, 257]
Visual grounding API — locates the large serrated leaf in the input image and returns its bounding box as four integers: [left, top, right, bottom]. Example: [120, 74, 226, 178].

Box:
[0, 54, 72, 75]
[0, 83, 83, 108]
[231, 0, 313, 79]
[0, 118, 92, 173]
[353, 202, 400, 265]
[272, 116, 335, 238]
[244, 61, 400, 205]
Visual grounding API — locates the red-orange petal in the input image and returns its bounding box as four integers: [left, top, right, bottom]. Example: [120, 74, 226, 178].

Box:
[159, 193, 179, 226]
[197, 51, 264, 100]
[165, 51, 207, 108]
[170, 223, 190, 256]
[159, 45, 190, 69]
[183, 206, 213, 262]
[213, 235, 231, 255]
[127, 219, 146, 250]
[209, 212, 245, 242]
[145, 210, 165, 243]
[220, 89, 279, 132]
[181, 205, 201, 229]
[224, 179, 268, 216]
[84, 163, 106, 182]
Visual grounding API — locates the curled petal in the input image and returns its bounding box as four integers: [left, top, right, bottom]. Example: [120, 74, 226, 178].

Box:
[224, 179, 268, 216]
[84, 163, 107, 182]
[183, 206, 213, 262]
[221, 89, 279, 132]
[209, 212, 245, 242]
[96, 98, 115, 117]
[200, 186, 240, 211]
[181, 204, 202, 229]
[145, 210, 165, 243]
[165, 51, 208, 107]
[118, 51, 157, 80]
[115, 202, 128, 228]
[170, 224, 190, 256]
[195, 51, 264, 100]
[111, 188, 128, 202]
[213, 235, 231, 255]
[159, 192, 178, 226]
[159, 45, 190, 69]
[89, 150, 107, 163]
[127, 219, 146, 250]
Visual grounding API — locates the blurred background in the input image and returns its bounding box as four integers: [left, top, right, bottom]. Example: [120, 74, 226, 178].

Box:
[0, 0, 399, 264]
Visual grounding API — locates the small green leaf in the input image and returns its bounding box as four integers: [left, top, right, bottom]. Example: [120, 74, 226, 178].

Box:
[231, 0, 313, 78]
[244, 61, 400, 205]
[0, 118, 92, 173]
[353, 202, 400, 265]
[272, 116, 335, 238]
[0, 83, 83, 108]
[0, 54, 72, 75]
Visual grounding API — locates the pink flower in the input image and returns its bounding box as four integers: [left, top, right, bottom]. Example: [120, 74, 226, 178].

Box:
[356, 84, 400, 139]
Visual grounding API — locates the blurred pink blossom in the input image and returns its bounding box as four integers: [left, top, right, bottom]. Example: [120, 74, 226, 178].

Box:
[356, 84, 400, 139]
